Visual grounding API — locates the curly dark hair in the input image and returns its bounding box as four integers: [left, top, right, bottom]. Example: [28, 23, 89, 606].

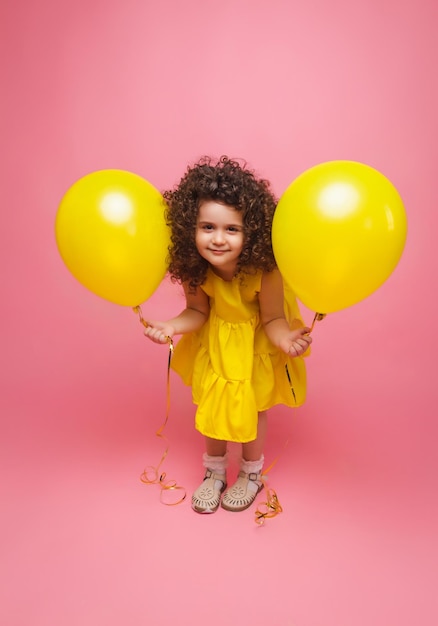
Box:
[163, 156, 277, 289]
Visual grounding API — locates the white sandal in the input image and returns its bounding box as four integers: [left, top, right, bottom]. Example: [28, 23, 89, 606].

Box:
[221, 471, 263, 512]
[191, 470, 227, 514]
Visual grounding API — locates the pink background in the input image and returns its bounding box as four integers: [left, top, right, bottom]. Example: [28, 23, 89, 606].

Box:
[2, 1, 437, 624]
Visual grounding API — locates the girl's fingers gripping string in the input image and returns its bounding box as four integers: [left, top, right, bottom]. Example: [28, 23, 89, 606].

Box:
[134, 305, 173, 344]
[289, 344, 301, 357]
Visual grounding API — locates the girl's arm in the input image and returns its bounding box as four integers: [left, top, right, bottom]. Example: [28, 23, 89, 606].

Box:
[259, 269, 312, 357]
[144, 282, 210, 344]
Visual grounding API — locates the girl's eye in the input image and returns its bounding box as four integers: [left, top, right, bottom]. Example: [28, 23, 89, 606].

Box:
[202, 224, 213, 231]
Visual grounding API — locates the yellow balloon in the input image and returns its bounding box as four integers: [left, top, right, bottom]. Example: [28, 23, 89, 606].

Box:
[272, 161, 407, 313]
[55, 170, 170, 306]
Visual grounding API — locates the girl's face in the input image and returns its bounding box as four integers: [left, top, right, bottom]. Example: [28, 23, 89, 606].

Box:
[195, 200, 244, 280]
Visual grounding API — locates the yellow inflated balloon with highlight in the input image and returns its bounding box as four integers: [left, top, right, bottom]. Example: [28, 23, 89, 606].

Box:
[272, 161, 407, 313]
[56, 169, 170, 306]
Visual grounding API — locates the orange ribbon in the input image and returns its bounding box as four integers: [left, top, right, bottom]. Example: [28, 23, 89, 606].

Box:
[254, 445, 288, 525]
[255, 486, 284, 525]
[134, 306, 186, 506]
[309, 312, 326, 333]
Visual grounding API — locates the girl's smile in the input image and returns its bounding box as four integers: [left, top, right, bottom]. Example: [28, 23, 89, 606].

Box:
[196, 200, 244, 280]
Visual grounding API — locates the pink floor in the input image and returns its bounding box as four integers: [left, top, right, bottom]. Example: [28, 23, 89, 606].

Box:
[2, 284, 437, 625]
[2, 1, 437, 624]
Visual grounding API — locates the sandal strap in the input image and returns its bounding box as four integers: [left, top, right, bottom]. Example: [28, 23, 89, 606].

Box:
[221, 471, 264, 512]
[191, 470, 227, 514]
[204, 469, 226, 487]
[247, 471, 261, 482]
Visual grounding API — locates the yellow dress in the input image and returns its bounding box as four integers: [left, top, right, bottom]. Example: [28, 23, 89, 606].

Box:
[171, 269, 307, 443]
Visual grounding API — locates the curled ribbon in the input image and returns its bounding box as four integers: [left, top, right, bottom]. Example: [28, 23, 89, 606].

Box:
[134, 306, 186, 506]
[255, 485, 284, 525]
[254, 446, 288, 525]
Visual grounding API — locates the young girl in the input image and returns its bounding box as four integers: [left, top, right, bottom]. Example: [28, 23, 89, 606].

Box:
[144, 156, 312, 514]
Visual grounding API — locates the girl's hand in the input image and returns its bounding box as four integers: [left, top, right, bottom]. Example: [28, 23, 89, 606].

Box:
[143, 321, 175, 344]
[280, 327, 312, 357]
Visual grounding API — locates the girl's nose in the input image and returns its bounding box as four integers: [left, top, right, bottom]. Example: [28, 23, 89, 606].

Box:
[212, 230, 225, 244]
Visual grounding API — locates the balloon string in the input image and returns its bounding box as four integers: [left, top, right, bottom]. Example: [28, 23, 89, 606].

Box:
[255, 311, 326, 526]
[255, 488, 283, 525]
[254, 311, 327, 522]
[285, 364, 297, 403]
[133, 306, 186, 506]
[309, 312, 326, 333]
[254, 441, 288, 525]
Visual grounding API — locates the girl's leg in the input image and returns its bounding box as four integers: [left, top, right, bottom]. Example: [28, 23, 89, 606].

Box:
[221, 412, 267, 512]
[242, 411, 267, 461]
[206, 437, 228, 457]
